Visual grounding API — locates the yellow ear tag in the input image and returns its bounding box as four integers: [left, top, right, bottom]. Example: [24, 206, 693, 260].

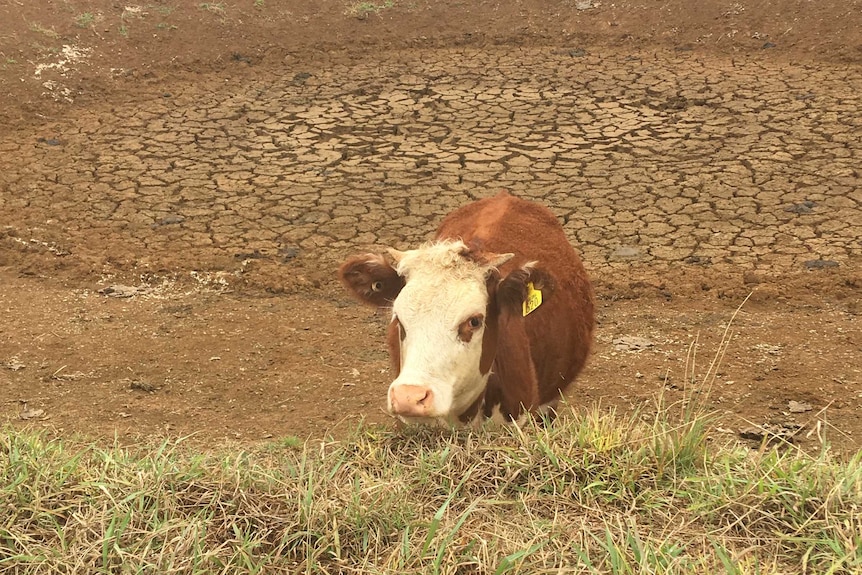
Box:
[522, 282, 543, 316]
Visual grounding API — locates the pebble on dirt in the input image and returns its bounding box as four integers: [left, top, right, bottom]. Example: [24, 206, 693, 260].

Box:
[129, 380, 159, 393]
[739, 422, 803, 445]
[19, 405, 46, 420]
[788, 400, 813, 413]
[98, 285, 141, 298]
[610, 246, 642, 261]
[612, 336, 655, 352]
[804, 260, 839, 270]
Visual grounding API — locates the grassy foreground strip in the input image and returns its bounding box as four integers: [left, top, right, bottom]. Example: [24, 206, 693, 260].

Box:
[2, 409, 860, 574]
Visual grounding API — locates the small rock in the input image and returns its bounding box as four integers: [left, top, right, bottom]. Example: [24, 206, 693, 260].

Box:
[98, 285, 140, 298]
[20, 407, 45, 420]
[784, 201, 816, 214]
[762, 42, 777, 49]
[234, 249, 267, 260]
[130, 380, 159, 393]
[613, 336, 655, 352]
[665, 95, 688, 110]
[738, 426, 765, 441]
[804, 259, 839, 270]
[4, 357, 25, 371]
[159, 214, 185, 226]
[292, 72, 312, 86]
[788, 400, 813, 413]
[279, 246, 300, 262]
[684, 255, 710, 265]
[610, 246, 641, 261]
[739, 422, 802, 444]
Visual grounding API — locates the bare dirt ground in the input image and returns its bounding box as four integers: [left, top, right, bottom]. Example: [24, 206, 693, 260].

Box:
[1, 1, 860, 452]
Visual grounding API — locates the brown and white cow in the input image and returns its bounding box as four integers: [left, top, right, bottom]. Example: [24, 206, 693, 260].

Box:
[339, 191, 594, 425]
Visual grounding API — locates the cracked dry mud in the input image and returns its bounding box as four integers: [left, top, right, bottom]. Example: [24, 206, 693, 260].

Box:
[4, 50, 861, 273]
[1, 4, 860, 452]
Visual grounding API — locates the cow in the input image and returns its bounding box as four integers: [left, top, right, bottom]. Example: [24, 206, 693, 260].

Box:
[338, 191, 594, 425]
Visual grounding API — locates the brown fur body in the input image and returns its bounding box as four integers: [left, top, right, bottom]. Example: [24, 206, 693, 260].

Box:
[435, 192, 594, 420]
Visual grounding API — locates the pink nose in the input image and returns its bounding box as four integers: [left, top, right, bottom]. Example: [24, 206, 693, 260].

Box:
[389, 385, 434, 417]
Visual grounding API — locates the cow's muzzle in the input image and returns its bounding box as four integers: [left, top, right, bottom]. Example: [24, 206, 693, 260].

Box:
[389, 384, 434, 417]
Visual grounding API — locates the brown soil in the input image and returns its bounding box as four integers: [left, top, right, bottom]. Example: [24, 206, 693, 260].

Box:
[1, 1, 860, 453]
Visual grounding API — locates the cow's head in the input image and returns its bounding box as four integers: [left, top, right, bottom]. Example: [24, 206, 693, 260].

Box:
[340, 240, 541, 425]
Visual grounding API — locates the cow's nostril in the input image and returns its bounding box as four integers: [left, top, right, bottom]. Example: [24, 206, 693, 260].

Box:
[417, 389, 432, 407]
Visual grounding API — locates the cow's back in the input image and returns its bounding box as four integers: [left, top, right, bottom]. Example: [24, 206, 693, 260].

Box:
[436, 192, 594, 406]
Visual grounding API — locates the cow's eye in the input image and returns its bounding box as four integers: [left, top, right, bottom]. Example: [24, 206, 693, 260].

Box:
[457, 314, 485, 342]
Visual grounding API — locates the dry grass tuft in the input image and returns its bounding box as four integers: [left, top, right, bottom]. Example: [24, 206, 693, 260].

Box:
[2, 402, 860, 574]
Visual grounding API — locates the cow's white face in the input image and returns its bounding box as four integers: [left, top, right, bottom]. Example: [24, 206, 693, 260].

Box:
[386, 242, 508, 424]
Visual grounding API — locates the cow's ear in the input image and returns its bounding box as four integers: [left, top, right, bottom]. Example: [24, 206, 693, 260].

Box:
[387, 248, 407, 264]
[339, 253, 405, 308]
[496, 263, 554, 315]
[487, 252, 515, 269]
[459, 243, 514, 269]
